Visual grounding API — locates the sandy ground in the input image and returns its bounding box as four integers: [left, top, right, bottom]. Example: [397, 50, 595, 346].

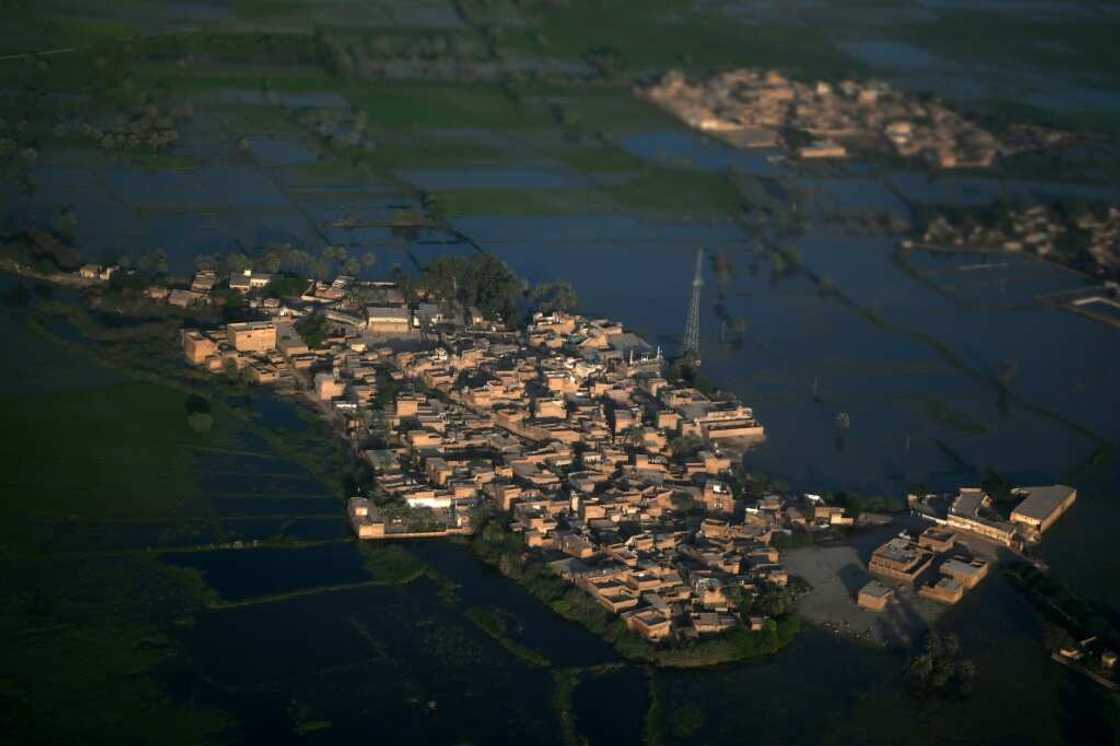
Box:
[785, 543, 946, 648]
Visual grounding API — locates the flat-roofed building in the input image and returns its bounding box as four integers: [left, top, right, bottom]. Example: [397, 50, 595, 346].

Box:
[857, 580, 894, 611]
[168, 289, 206, 308]
[276, 325, 309, 356]
[946, 512, 1017, 547]
[367, 306, 412, 335]
[182, 330, 218, 365]
[246, 362, 278, 384]
[869, 536, 934, 584]
[918, 527, 956, 554]
[227, 321, 276, 353]
[919, 576, 964, 605]
[690, 612, 738, 635]
[190, 270, 217, 293]
[939, 558, 990, 590]
[348, 497, 386, 539]
[623, 607, 673, 641]
[1010, 485, 1077, 535]
[948, 488, 1018, 547]
[314, 373, 346, 401]
[229, 270, 273, 293]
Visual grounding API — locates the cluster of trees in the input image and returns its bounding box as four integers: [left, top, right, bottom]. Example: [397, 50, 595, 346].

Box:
[1006, 562, 1117, 657]
[831, 490, 905, 517]
[409, 254, 579, 323]
[413, 254, 522, 321]
[729, 584, 798, 618]
[294, 314, 329, 349]
[60, 102, 189, 153]
[527, 281, 579, 315]
[906, 633, 975, 698]
[184, 393, 213, 433]
[0, 228, 79, 274]
[194, 244, 376, 282]
[669, 434, 704, 461]
[665, 355, 719, 396]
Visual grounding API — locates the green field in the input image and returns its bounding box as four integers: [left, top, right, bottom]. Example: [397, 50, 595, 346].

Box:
[0, 331, 237, 741]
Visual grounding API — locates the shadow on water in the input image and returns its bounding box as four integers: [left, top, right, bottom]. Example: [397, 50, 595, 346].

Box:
[162, 542, 369, 602]
[176, 580, 564, 745]
[573, 666, 648, 746]
[411, 540, 620, 668]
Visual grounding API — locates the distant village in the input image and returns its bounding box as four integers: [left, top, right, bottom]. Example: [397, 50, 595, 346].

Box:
[905, 203, 1120, 280]
[640, 68, 1069, 168]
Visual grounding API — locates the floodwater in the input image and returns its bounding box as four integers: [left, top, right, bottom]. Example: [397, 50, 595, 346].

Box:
[619, 130, 783, 176]
[398, 166, 588, 190]
[162, 542, 371, 602]
[6, 74, 1120, 745]
[7, 248, 1120, 743]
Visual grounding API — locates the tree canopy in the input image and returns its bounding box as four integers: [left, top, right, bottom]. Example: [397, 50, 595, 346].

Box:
[528, 281, 579, 314]
[418, 254, 523, 322]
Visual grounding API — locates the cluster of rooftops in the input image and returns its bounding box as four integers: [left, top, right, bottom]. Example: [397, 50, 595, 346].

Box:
[182, 291, 869, 641]
[641, 68, 1066, 169]
[909, 484, 1078, 550]
[179, 278, 1077, 644]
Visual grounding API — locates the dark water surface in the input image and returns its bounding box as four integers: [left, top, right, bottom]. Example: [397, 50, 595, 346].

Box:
[5, 113, 1120, 744]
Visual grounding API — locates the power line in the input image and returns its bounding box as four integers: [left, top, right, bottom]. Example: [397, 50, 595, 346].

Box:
[683, 248, 703, 360]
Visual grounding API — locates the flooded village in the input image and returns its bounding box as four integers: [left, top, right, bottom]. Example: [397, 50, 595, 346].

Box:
[152, 253, 1105, 674]
[6, 0, 1120, 741]
[640, 68, 1070, 168]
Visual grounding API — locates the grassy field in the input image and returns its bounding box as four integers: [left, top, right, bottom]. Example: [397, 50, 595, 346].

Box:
[0, 382, 228, 521]
[494, 0, 859, 80]
[897, 8, 1120, 83]
[0, 321, 240, 741]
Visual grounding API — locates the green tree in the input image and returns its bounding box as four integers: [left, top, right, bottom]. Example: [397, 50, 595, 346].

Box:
[528, 281, 579, 314]
[140, 248, 168, 275]
[906, 633, 974, 698]
[223, 252, 252, 274]
[670, 434, 704, 461]
[54, 206, 78, 244]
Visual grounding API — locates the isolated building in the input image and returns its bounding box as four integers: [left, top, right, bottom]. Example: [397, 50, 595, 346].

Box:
[857, 580, 894, 612]
[1009, 485, 1077, 535]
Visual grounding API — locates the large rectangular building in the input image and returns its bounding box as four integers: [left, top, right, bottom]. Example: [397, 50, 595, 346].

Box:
[1010, 485, 1077, 535]
[948, 487, 1018, 547]
[367, 306, 412, 335]
[226, 321, 276, 353]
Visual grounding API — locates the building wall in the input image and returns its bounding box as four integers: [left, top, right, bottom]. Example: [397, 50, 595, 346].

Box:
[368, 320, 412, 336]
[227, 323, 276, 352]
[946, 514, 1015, 546]
[869, 554, 932, 584]
[183, 333, 217, 365]
[857, 590, 891, 611]
[703, 423, 765, 440]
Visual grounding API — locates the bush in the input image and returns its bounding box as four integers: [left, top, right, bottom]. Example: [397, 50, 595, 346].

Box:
[186, 411, 213, 433]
